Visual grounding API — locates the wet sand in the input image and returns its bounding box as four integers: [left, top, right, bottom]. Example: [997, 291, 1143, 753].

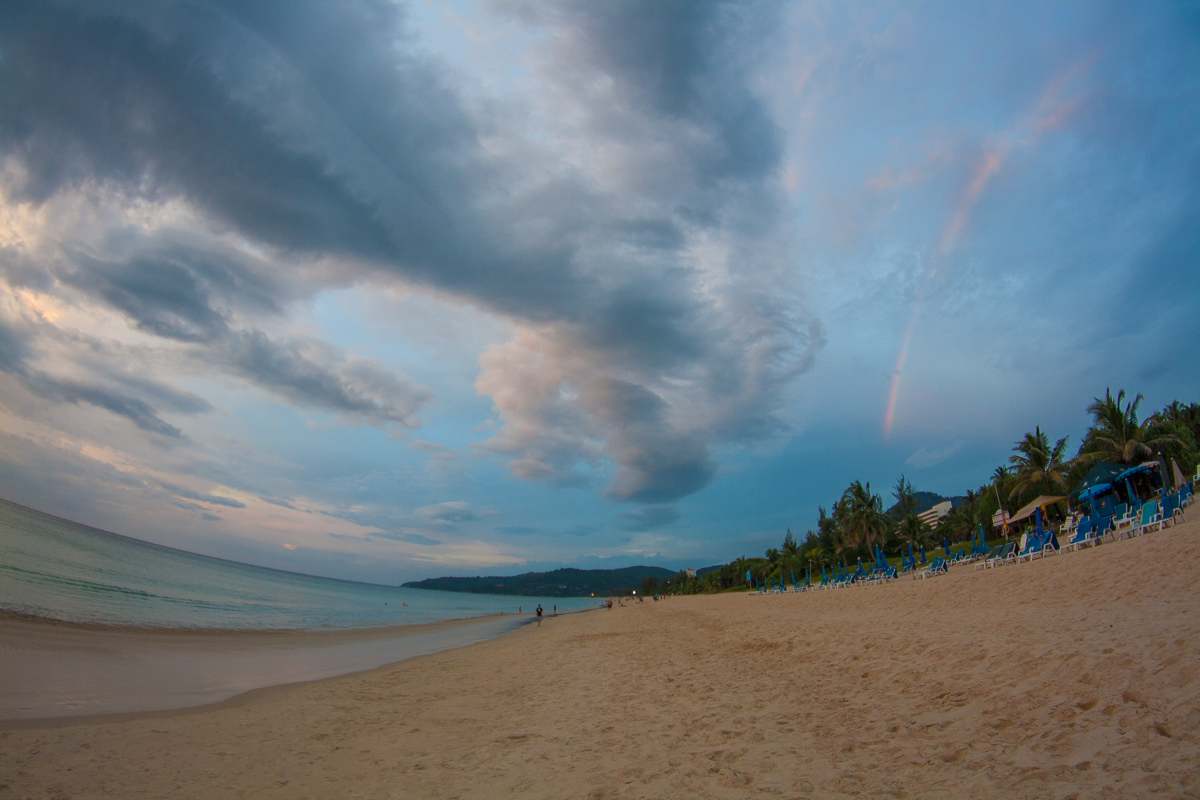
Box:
[2, 516, 1198, 798]
[0, 613, 529, 719]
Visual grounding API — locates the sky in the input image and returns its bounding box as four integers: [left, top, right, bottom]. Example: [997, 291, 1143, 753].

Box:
[0, 0, 1197, 585]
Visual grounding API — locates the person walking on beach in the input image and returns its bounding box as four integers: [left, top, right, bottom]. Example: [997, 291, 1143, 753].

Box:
[535, 604, 543, 626]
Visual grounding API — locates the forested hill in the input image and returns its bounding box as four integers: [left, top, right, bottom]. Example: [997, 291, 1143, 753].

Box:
[402, 566, 676, 597]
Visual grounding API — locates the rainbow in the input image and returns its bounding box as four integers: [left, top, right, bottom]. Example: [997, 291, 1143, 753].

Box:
[881, 61, 1091, 440]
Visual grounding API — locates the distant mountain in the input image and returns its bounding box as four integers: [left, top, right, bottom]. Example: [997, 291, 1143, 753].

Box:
[402, 566, 676, 597]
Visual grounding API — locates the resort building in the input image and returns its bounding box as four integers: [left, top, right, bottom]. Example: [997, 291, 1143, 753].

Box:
[918, 500, 953, 529]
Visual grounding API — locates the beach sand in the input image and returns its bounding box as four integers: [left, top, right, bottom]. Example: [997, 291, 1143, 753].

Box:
[3, 517, 1198, 799]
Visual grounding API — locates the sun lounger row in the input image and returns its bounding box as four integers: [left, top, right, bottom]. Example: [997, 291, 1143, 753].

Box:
[761, 486, 1192, 596]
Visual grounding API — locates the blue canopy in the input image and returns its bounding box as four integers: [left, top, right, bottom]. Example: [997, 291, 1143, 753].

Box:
[1071, 462, 1127, 502]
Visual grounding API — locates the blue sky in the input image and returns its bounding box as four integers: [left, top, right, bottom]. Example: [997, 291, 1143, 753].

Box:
[0, 1, 1196, 584]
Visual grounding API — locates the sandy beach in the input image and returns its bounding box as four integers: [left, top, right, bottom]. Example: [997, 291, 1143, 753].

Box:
[3, 517, 1198, 799]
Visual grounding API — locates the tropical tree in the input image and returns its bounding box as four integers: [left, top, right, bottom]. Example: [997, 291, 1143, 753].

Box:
[781, 529, 801, 560]
[895, 514, 934, 549]
[1076, 389, 1181, 466]
[892, 474, 918, 518]
[819, 501, 851, 567]
[1007, 426, 1070, 501]
[840, 480, 889, 554]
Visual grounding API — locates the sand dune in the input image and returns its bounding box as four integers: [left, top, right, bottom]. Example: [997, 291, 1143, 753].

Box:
[3, 516, 1198, 798]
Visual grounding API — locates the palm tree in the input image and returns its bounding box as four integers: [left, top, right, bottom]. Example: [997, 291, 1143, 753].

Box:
[1007, 426, 1070, 501]
[1076, 389, 1181, 466]
[840, 480, 889, 554]
[895, 514, 934, 549]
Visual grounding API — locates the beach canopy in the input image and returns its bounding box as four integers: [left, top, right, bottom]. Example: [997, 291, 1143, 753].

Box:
[1010, 495, 1068, 524]
[1070, 462, 1128, 501]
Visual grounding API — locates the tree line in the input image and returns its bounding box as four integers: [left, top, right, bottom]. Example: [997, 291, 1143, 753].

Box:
[658, 389, 1198, 595]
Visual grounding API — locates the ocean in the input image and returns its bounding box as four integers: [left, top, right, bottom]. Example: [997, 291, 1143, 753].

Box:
[0, 498, 600, 630]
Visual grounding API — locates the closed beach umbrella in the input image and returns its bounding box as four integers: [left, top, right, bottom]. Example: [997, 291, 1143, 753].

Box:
[907, 541, 915, 568]
[1157, 455, 1171, 493]
[920, 544, 927, 564]
[821, 565, 827, 583]
[806, 568, 811, 587]
[1173, 460, 1187, 489]
[943, 537, 950, 558]
[979, 524, 988, 551]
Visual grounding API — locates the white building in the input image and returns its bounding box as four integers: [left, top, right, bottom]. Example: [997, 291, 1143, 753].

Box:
[918, 500, 953, 529]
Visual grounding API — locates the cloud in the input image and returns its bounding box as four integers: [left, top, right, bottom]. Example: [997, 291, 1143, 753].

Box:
[414, 501, 500, 524]
[905, 441, 964, 470]
[160, 481, 246, 508]
[0, 315, 202, 438]
[260, 496, 296, 510]
[0, 0, 820, 507]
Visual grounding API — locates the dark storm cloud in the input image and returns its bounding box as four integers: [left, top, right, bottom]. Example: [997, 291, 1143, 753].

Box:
[0, 0, 818, 502]
[511, 0, 783, 183]
[63, 248, 282, 343]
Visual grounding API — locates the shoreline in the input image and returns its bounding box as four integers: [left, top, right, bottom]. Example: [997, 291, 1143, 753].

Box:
[0, 610, 561, 721]
[2, 520, 1197, 797]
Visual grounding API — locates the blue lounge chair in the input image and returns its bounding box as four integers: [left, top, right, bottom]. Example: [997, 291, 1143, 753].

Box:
[1160, 492, 1184, 528]
[1016, 530, 1045, 562]
[1132, 500, 1163, 536]
[1064, 517, 1097, 551]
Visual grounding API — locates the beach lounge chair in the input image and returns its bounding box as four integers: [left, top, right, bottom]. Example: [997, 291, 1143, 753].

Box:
[1064, 517, 1097, 551]
[1016, 531, 1046, 563]
[1097, 514, 1117, 543]
[1133, 499, 1164, 535]
[986, 541, 1017, 567]
[1160, 492, 1184, 528]
[914, 556, 948, 579]
[974, 544, 1003, 570]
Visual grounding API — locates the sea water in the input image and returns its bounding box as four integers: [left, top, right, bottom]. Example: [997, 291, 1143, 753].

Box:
[0, 498, 600, 630]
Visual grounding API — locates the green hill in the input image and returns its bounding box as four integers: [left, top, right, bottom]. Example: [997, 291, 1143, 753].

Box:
[402, 566, 676, 597]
